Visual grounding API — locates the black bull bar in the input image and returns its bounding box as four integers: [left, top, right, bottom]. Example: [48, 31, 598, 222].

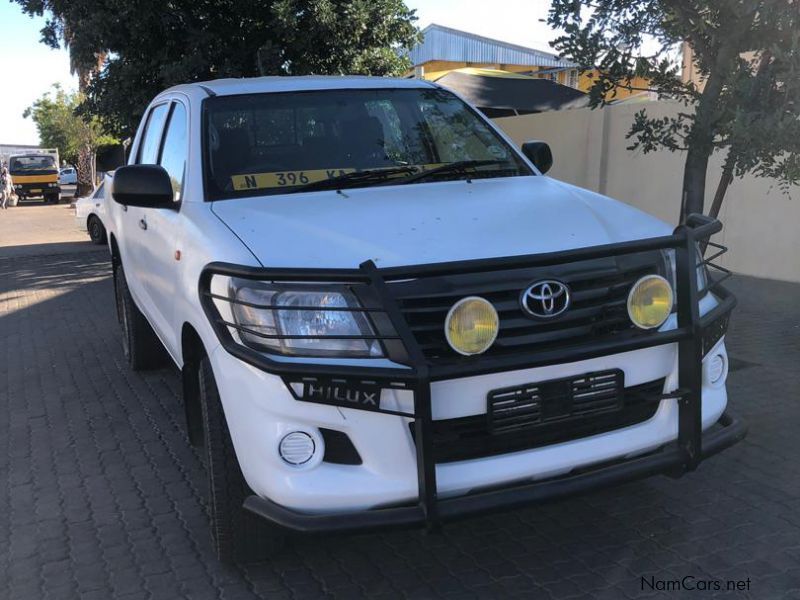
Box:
[199, 214, 746, 533]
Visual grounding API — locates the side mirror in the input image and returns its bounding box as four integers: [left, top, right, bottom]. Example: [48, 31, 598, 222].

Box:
[521, 140, 553, 175]
[95, 143, 127, 173]
[111, 164, 175, 208]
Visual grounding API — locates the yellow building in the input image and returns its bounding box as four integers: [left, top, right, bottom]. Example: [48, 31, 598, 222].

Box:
[408, 24, 649, 102]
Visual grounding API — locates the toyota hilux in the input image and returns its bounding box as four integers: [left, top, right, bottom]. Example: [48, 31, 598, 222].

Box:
[101, 76, 745, 563]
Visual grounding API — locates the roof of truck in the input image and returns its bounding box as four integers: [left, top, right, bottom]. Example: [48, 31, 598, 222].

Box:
[166, 75, 436, 97]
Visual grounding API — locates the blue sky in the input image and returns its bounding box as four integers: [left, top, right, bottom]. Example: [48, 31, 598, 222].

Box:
[405, 0, 558, 50]
[1, 4, 76, 145]
[1, 0, 557, 145]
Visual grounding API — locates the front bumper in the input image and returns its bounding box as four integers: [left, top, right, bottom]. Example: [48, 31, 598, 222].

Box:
[15, 183, 60, 196]
[243, 411, 745, 533]
[201, 214, 744, 530]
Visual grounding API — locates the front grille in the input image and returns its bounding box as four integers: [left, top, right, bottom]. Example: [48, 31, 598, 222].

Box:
[411, 377, 665, 463]
[389, 253, 662, 363]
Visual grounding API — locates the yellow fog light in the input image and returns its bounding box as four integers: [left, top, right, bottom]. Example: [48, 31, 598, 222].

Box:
[445, 296, 499, 356]
[627, 275, 674, 329]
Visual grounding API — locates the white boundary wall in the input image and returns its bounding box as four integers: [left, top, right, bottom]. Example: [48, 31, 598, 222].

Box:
[494, 102, 800, 283]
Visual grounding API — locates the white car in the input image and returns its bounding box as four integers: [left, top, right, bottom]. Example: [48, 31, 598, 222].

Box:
[74, 182, 107, 244]
[101, 76, 744, 563]
[59, 166, 78, 185]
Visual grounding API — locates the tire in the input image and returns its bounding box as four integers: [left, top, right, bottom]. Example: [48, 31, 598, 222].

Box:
[114, 265, 168, 371]
[46, 193, 59, 204]
[198, 357, 285, 564]
[88, 215, 107, 245]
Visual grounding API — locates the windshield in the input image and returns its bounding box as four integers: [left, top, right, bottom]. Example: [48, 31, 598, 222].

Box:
[203, 87, 531, 199]
[10, 155, 57, 173]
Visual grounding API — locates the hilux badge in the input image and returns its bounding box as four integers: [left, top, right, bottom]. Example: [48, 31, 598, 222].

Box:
[302, 382, 381, 409]
[521, 280, 571, 318]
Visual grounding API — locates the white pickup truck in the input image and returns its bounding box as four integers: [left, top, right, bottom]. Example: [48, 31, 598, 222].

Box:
[102, 76, 744, 563]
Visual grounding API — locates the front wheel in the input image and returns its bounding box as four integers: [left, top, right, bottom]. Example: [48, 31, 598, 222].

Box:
[198, 357, 285, 563]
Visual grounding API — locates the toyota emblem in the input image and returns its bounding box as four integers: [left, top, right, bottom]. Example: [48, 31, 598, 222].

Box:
[521, 280, 571, 318]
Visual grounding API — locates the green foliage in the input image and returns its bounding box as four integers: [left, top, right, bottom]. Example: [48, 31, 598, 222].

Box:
[23, 85, 116, 166]
[548, 0, 800, 218]
[13, 0, 420, 138]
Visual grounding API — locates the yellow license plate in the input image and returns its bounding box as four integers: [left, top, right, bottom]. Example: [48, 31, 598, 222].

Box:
[30, 189, 41, 193]
[231, 169, 355, 191]
[231, 164, 445, 192]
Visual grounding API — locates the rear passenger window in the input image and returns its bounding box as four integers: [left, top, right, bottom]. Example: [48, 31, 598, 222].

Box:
[138, 103, 170, 164]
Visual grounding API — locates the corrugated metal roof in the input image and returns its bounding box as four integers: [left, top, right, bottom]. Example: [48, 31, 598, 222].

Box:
[408, 24, 575, 69]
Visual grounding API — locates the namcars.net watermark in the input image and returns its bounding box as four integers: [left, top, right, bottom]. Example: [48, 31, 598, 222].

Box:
[642, 575, 752, 593]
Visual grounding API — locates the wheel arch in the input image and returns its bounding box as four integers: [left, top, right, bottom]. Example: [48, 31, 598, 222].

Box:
[109, 232, 121, 268]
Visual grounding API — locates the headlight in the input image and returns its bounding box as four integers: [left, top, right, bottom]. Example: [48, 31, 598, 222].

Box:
[229, 279, 383, 358]
[660, 245, 708, 295]
[695, 246, 709, 292]
[660, 249, 676, 289]
[627, 274, 673, 329]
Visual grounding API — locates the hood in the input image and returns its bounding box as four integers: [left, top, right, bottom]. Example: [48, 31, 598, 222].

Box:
[210, 176, 672, 269]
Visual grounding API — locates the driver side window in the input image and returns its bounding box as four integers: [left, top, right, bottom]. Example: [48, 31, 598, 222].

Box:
[159, 103, 188, 202]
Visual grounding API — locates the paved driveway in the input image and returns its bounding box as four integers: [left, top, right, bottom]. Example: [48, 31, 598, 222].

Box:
[1, 212, 799, 598]
[0, 204, 95, 258]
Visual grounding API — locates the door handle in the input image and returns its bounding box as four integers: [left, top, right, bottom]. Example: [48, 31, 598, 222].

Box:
[138, 218, 148, 231]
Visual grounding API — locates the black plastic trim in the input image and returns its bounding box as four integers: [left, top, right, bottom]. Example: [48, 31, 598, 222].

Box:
[320, 428, 362, 465]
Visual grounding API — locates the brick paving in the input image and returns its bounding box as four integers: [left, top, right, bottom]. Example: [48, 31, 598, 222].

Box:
[1, 244, 799, 599]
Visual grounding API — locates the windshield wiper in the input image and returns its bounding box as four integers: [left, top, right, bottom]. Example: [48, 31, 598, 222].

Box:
[290, 166, 417, 193]
[393, 159, 514, 185]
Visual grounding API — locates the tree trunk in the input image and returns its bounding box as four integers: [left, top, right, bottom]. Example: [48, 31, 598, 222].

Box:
[681, 146, 711, 219]
[679, 47, 771, 223]
[705, 52, 771, 223]
[700, 156, 735, 254]
[678, 41, 739, 223]
[75, 68, 95, 197]
[76, 144, 94, 197]
[708, 159, 734, 220]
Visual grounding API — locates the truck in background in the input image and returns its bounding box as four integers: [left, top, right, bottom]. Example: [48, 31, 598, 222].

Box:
[7, 148, 61, 203]
[0, 144, 60, 168]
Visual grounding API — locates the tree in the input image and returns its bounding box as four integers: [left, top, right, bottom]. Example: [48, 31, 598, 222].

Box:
[23, 85, 117, 179]
[547, 1, 800, 222]
[13, 0, 419, 139]
[11, 0, 108, 195]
